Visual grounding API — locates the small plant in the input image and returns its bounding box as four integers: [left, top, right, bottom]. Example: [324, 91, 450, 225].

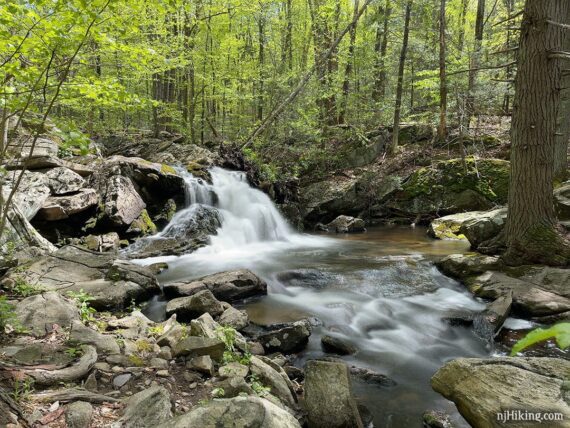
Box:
[12, 278, 44, 297]
[11, 378, 34, 402]
[211, 387, 225, 398]
[248, 374, 270, 397]
[511, 323, 570, 356]
[67, 290, 96, 323]
[128, 354, 145, 367]
[127, 298, 141, 313]
[147, 324, 164, 338]
[0, 296, 20, 333]
[136, 339, 153, 353]
[65, 347, 83, 358]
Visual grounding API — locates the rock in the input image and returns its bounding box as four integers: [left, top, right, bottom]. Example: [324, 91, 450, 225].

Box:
[126, 209, 157, 237]
[459, 208, 508, 249]
[163, 269, 267, 302]
[321, 334, 357, 355]
[65, 401, 93, 428]
[431, 357, 570, 428]
[7, 155, 94, 176]
[385, 158, 510, 220]
[4, 170, 51, 219]
[38, 188, 99, 221]
[119, 386, 173, 427]
[213, 376, 255, 398]
[555, 182, 570, 221]
[325, 215, 366, 233]
[29, 345, 97, 386]
[150, 358, 169, 369]
[257, 319, 311, 354]
[188, 355, 214, 376]
[171, 336, 225, 361]
[161, 396, 301, 428]
[304, 360, 363, 428]
[15, 291, 79, 337]
[219, 307, 249, 330]
[81, 232, 120, 252]
[428, 212, 481, 240]
[166, 290, 224, 321]
[436, 253, 503, 279]
[45, 167, 86, 195]
[219, 362, 250, 379]
[5, 245, 159, 310]
[156, 316, 185, 348]
[69, 320, 120, 355]
[472, 293, 512, 341]
[7, 136, 59, 158]
[113, 373, 132, 388]
[0, 203, 57, 254]
[125, 204, 221, 258]
[250, 356, 296, 407]
[349, 366, 396, 386]
[103, 175, 146, 227]
[422, 410, 454, 428]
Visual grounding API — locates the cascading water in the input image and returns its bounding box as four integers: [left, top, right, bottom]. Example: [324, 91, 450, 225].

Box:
[135, 167, 532, 427]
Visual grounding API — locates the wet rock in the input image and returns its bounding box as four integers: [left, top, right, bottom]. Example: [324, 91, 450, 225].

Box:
[161, 396, 301, 428]
[45, 167, 85, 195]
[321, 334, 357, 355]
[219, 306, 249, 330]
[349, 366, 396, 387]
[119, 385, 173, 427]
[126, 209, 157, 237]
[65, 401, 93, 428]
[431, 357, 570, 428]
[188, 355, 214, 376]
[459, 207, 508, 249]
[125, 205, 221, 258]
[436, 253, 503, 279]
[166, 289, 224, 321]
[304, 360, 363, 428]
[422, 410, 454, 428]
[69, 320, 120, 355]
[256, 319, 311, 354]
[276, 268, 336, 289]
[249, 356, 296, 407]
[15, 291, 79, 337]
[325, 215, 366, 233]
[473, 293, 512, 341]
[163, 269, 267, 302]
[171, 336, 225, 361]
[38, 188, 99, 221]
[441, 311, 475, 327]
[103, 175, 146, 227]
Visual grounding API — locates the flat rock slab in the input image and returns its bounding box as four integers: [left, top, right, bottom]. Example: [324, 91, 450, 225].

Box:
[38, 188, 98, 221]
[172, 336, 225, 361]
[15, 291, 80, 337]
[432, 357, 570, 428]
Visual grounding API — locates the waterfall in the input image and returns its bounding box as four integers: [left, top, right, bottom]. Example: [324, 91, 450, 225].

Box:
[166, 167, 294, 252]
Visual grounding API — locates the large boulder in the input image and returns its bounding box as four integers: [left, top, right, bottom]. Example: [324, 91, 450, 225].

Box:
[428, 211, 485, 240]
[4, 170, 51, 220]
[15, 291, 80, 337]
[119, 386, 173, 427]
[436, 253, 504, 279]
[171, 336, 225, 360]
[163, 269, 267, 301]
[69, 320, 120, 355]
[38, 188, 99, 221]
[304, 360, 363, 428]
[103, 175, 146, 227]
[256, 320, 312, 354]
[250, 356, 296, 407]
[5, 245, 159, 310]
[385, 158, 510, 220]
[7, 136, 59, 159]
[0, 203, 56, 254]
[126, 205, 221, 258]
[161, 396, 301, 428]
[45, 167, 86, 195]
[165, 289, 224, 321]
[460, 207, 508, 249]
[431, 357, 570, 428]
[325, 215, 365, 233]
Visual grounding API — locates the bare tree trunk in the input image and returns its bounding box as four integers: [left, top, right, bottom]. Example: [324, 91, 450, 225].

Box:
[338, 0, 360, 124]
[554, 5, 570, 181]
[504, 0, 570, 266]
[257, 9, 266, 122]
[390, 0, 412, 155]
[465, 0, 486, 129]
[437, 0, 447, 141]
[373, 0, 391, 103]
[458, 0, 468, 52]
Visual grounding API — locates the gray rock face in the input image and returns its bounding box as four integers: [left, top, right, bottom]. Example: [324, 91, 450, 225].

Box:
[257, 320, 311, 354]
[103, 175, 146, 227]
[555, 182, 570, 221]
[45, 167, 86, 195]
[325, 215, 366, 233]
[162, 396, 301, 428]
[7, 155, 94, 176]
[219, 307, 249, 330]
[436, 254, 504, 279]
[250, 356, 296, 407]
[460, 207, 508, 249]
[119, 386, 173, 427]
[65, 401, 93, 428]
[1, 202, 57, 254]
[188, 355, 214, 376]
[15, 291, 80, 337]
[69, 320, 120, 355]
[4, 170, 51, 220]
[6, 245, 159, 310]
[7, 137, 59, 158]
[431, 357, 570, 428]
[304, 360, 363, 428]
[171, 336, 225, 361]
[164, 269, 267, 302]
[38, 188, 98, 221]
[166, 289, 224, 321]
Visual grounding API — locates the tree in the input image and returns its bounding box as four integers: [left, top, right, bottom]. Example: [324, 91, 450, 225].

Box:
[390, 0, 413, 155]
[372, 0, 391, 103]
[504, 0, 570, 266]
[465, 0, 486, 128]
[437, 0, 447, 141]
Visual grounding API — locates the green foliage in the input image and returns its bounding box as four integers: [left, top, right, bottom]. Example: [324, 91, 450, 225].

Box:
[248, 374, 271, 397]
[12, 278, 45, 297]
[216, 325, 251, 365]
[211, 387, 225, 398]
[0, 296, 19, 333]
[67, 289, 97, 323]
[54, 120, 92, 156]
[65, 346, 83, 358]
[11, 378, 34, 402]
[511, 323, 570, 356]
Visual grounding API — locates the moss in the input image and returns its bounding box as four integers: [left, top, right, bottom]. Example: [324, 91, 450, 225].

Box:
[127, 209, 157, 236]
[161, 163, 177, 175]
[136, 339, 153, 353]
[128, 354, 145, 367]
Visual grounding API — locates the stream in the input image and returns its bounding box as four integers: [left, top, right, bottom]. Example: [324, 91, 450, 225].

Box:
[133, 168, 530, 427]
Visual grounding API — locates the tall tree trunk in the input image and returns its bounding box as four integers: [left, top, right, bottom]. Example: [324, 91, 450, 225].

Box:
[257, 9, 266, 122]
[373, 0, 391, 103]
[437, 0, 447, 141]
[554, 5, 570, 181]
[338, 0, 360, 124]
[504, 0, 570, 266]
[282, 0, 293, 71]
[390, 0, 412, 155]
[458, 0, 468, 52]
[465, 0, 486, 129]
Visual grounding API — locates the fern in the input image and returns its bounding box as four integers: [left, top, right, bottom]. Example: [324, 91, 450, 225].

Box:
[510, 323, 570, 356]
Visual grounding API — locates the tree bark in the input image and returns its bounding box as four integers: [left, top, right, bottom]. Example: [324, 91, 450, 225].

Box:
[390, 0, 413, 155]
[504, 0, 570, 266]
[437, 0, 447, 141]
[373, 0, 391, 103]
[338, 0, 360, 124]
[554, 5, 570, 180]
[465, 0, 486, 128]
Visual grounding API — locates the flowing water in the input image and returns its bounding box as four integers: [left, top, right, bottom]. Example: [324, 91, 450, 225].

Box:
[134, 168, 530, 427]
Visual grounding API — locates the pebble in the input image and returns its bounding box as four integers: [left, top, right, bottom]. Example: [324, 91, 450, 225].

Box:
[113, 373, 132, 388]
[157, 370, 170, 377]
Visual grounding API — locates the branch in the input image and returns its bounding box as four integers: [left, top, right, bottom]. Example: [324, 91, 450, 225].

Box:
[548, 51, 570, 61]
[546, 20, 570, 31]
[492, 10, 523, 27]
[447, 61, 517, 77]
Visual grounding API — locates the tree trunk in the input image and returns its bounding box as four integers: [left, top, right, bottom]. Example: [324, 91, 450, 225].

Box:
[437, 0, 447, 141]
[373, 0, 391, 102]
[465, 0, 486, 129]
[338, 0, 360, 124]
[504, 0, 570, 266]
[554, 5, 570, 181]
[390, 0, 412, 155]
[257, 9, 266, 122]
[458, 0, 468, 52]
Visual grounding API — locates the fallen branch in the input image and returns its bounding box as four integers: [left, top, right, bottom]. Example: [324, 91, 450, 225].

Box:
[33, 387, 120, 404]
[26, 345, 97, 386]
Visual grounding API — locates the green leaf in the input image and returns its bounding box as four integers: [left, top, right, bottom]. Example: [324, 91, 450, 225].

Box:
[511, 323, 570, 356]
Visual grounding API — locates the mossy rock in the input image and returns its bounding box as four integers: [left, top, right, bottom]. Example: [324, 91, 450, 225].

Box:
[387, 158, 509, 218]
[126, 209, 157, 237]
